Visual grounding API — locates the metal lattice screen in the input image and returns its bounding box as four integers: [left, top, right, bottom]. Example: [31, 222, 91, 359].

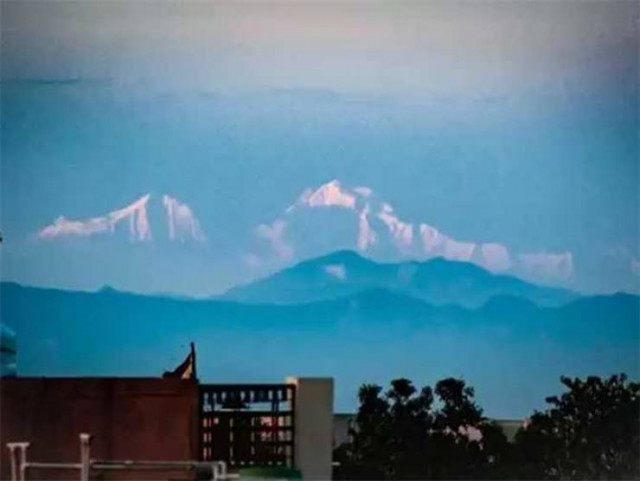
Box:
[200, 384, 296, 468]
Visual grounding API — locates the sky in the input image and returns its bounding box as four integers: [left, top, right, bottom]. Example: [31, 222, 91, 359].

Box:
[1, 0, 639, 296]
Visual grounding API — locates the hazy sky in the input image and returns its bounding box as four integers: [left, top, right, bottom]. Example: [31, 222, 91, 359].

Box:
[2, 0, 638, 295]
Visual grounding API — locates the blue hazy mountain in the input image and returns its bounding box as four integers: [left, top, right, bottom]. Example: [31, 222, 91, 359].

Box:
[223, 250, 577, 308]
[1, 280, 637, 418]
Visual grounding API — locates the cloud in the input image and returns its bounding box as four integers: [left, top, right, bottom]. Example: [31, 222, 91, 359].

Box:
[518, 252, 573, 280]
[162, 195, 206, 242]
[256, 219, 293, 260]
[324, 264, 346, 281]
[480, 243, 512, 272]
[39, 194, 152, 242]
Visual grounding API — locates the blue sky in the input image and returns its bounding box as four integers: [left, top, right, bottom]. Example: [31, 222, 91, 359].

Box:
[1, 0, 638, 296]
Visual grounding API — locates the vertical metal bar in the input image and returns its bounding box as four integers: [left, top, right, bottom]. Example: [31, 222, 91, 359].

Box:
[18, 443, 29, 481]
[199, 387, 203, 461]
[6, 444, 18, 481]
[290, 385, 296, 468]
[272, 391, 279, 462]
[79, 433, 91, 481]
[199, 388, 206, 461]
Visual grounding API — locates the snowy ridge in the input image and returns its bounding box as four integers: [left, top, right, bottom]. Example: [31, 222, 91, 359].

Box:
[254, 179, 573, 282]
[38, 194, 205, 243]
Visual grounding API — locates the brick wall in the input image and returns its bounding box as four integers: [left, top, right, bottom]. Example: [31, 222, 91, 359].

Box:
[1, 377, 199, 480]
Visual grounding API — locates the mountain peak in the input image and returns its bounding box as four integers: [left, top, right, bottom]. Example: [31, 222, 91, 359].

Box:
[311, 249, 369, 265]
[37, 193, 206, 244]
[225, 250, 577, 308]
[98, 285, 121, 294]
[291, 179, 359, 212]
[256, 179, 576, 287]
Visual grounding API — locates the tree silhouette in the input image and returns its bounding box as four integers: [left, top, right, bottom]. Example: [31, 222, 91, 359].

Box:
[513, 374, 640, 480]
[335, 374, 638, 479]
[428, 378, 509, 480]
[334, 378, 508, 480]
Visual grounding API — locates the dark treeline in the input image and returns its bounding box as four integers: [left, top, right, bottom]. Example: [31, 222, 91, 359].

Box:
[334, 374, 639, 480]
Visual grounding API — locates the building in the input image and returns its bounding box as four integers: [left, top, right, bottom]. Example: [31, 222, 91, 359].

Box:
[2, 372, 524, 481]
[1, 376, 333, 481]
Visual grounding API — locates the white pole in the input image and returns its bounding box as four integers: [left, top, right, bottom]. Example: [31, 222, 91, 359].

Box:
[79, 434, 91, 481]
[6, 443, 21, 481]
[18, 443, 29, 481]
[213, 461, 228, 481]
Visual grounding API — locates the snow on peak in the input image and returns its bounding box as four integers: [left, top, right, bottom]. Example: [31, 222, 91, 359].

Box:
[256, 179, 575, 283]
[357, 204, 377, 250]
[442, 238, 476, 262]
[480, 243, 512, 272]
[419, 224, 476, 262]
[163, 195, 206, 242]
[39, 194, 152, 242]
[39, 216, 110, 239]
[518, 252, 573, 280]
[38, 193, 205, 244]
[419, 224, 446, 253]
[377, 203, 413, 248]
[291, 179, 357, 211]
[109, 193, 152, 241]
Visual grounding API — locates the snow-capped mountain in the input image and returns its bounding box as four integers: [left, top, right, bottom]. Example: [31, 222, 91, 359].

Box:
[38, 193, 206, 243]
[253, 179, 573, 284]
[35, 180, 574, 287]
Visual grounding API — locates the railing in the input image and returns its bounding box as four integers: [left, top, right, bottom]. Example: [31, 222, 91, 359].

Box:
[7, 434, 236, 481]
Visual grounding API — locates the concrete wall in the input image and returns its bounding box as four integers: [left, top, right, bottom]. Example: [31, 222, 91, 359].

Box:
[494, 419, 525, 442]
[287, 377, 333, 481]
[333, 414, 353, 448]
[0, 377, 199, 480]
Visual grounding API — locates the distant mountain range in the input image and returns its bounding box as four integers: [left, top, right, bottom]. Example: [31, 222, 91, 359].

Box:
[223, 250, 577, 308]
[251, 180, 575, 286]
[1, 252, 638, 417]
[27, 180, 639, 296]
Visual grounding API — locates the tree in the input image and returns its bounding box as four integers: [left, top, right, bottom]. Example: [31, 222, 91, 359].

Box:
[335, 380, 434, 479]
[513, 374, 640, 480]
[336, 374, 639, 480]
[334, 378, 509, 480]
[387, 379, 434, 479]
[429, 378, 510, 480]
